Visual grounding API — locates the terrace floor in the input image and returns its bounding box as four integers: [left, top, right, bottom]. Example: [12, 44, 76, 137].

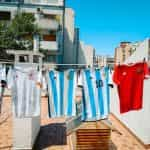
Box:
[0, 97, 150, 150]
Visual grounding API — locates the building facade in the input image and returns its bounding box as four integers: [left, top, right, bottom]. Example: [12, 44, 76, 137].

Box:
[63, 8, 76, 64]
[0, 0, 65, 63]
[114, 42, 139, 64]
[95, 55, 114, 68]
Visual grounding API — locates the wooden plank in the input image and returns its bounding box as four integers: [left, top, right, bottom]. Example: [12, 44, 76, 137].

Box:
[77, 144, 109, 147]
[77, 145, 109, 150]
[77, 139, 110, 142]
[77, 139, 110, 143]
[77, 129, 111, 132]
[75, 121, 111, 150]
[76, 121, 110, 130]
[77, 132, 111, 136]
[78, 135, 110, 139]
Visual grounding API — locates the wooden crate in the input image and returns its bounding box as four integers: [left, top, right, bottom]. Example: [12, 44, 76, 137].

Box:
[75, 121, 111, 150]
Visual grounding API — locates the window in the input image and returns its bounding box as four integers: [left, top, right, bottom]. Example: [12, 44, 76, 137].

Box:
[43, 34, 56, 41]
[0, 11, 11, 20]
[122, 48, 125, 53]
[44, 55, 56, 63]
[19, 55, 29, 63]
[129, 49, 132, 55]
[123, 54, 126, 61]
[33, 55, 40, 63]
[43, 14, 56, 19]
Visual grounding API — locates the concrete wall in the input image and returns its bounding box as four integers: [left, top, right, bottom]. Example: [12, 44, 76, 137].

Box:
[111, 38, 150, 144]
[63, 8, 76, 64]
[78, 41, 95, 66]
[13, 117, 40, 149]
[125, 39, 150, 63]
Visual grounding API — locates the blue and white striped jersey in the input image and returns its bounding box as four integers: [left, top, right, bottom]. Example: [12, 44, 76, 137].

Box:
[47, 69, 77, 118]
[81, 67, 111, 121]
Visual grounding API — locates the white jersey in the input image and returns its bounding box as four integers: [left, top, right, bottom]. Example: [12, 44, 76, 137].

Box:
[7, 67, 42, 118]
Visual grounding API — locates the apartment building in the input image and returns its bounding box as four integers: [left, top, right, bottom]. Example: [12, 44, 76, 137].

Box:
[63, 8, 76, 64]
[95, 55, 114, 68]
[0, 0, 65, 63]
[114, 42, 139, 64]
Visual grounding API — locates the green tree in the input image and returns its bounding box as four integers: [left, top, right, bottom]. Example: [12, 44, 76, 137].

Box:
[0, 21, 12, 59]
[0, 12, 40, 56]
[9, 12, 40, 50]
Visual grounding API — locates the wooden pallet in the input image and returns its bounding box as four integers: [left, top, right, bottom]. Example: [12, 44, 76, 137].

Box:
[75, 121, 111, 150]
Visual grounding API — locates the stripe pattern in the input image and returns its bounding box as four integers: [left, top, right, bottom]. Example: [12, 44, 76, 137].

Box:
[47, 69, 77, 118]
[82, 68, 110, 121]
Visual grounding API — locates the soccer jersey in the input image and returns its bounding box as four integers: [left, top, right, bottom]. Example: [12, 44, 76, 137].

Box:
[113, 62, 148, 113]
[7, 67, 42, 117]
[82, 67, 111, 121]
[47, 69, 77, 118]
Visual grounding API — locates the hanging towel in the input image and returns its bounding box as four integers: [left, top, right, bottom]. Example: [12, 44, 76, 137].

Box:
[81, 67, 111, 121]
[47, 69, 77, 118]
[7, 67, 42, 118]
[0, 65, 6, 114]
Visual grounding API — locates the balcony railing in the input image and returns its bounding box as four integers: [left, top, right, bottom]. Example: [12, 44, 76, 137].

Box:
[0, 0, 64, 6]
[40, 41, 58, 51]
[37, 18, 59, 30]
[0, 0, 19, 3]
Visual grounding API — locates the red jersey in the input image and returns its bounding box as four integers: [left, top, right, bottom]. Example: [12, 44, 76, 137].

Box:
[113, 62, 148, 113]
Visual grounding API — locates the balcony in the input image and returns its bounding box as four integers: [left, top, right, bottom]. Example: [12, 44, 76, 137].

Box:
[0, 0, 64, 6]
[40, 41, 58, 51]
[37, 18, 59, 30]
[24, 0, 64, 6]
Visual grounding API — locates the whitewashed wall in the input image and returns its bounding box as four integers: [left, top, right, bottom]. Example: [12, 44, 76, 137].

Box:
[125, 39, 149, 62]
[111, 39, 150, 144]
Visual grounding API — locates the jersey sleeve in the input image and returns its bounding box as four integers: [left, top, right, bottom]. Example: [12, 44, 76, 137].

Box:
[143, 62, 149, 78]
[113, 65, 120, 85]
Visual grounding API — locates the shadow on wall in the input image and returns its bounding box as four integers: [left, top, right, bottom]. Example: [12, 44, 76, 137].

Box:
[63, 27, 86, 66]
[33, 123, 67, 150]
[63, 27, 75, 64]
[78, 42, 87, 65]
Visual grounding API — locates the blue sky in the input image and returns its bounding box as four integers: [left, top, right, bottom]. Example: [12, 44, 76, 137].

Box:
[66, 0, 150, 55]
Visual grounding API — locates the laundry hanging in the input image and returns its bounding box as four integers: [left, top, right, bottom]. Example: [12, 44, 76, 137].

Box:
[7, 66, 42, 118]
[81, 67, 112, 121]
[47, 69, 77, 118]
[0, 65, 6, 114]
[113, 62, 149, 113]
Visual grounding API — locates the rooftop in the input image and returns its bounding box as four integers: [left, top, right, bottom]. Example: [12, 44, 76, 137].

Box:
[0, 96, 150, 150]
